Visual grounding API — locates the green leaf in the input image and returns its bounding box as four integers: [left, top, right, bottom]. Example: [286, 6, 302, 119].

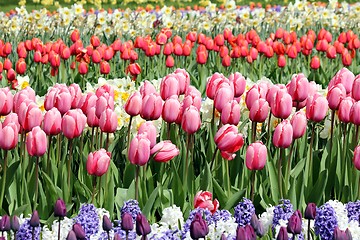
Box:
[224, 189, 246, 210]
[142, 185, 160, 217]
[306, 170, 328, 205]
[267, 160, 279, 203]
[212, 179, 227, 207]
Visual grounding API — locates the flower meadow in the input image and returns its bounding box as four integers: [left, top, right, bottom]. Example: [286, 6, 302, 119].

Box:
[1, 0, 360, 239]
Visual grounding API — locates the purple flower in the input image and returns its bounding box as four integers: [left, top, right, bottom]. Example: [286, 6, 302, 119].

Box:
[182, 208, 213, 239]
[74, 204, 99, 239]
[234, 198, 255, 227]
[212, 210, 232, 225]
[16, 219, 41, 240]
[120, 200, 141, 222]
[315, 203, 338, 240]
[273, 199, 294, 227]
[346, 200, 360, 222]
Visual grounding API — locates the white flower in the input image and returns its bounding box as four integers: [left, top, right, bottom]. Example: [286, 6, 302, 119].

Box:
[328, 200, 348, 231]
[259, 206, 274, 232]
[160, 205, 184, 229]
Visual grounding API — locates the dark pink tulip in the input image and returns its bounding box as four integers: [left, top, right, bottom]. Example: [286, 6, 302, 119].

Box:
[68, 83, 84, 109]
[229, 72, 246, 98]
[140, 93, 163, 120]
[139, 81, 157, 97]
[99, 109, 118, 133]
[162, 96, 181, 123]
[26, 126, 47, 156]
[327, 84, 346, 110]
[128, 133, 151, 166]
[18, 101, 43, 132]
[181, 106, 201, 134]
[3, 113, 20, 132]
[338, 97, 354, 123]
[214, 124, 244, 153]
[249, 99, 269, 123]
[174, 68, 190, 94]
[353, 145, 360, 170]
[290, 111, 307, 139]
[160, 74, 180, 100]
[86, 149, 111, 177]
[306, 94, 329, 122]
[124, 91, 142, 117]
[87, 107, 99, 127]
[0, 123, 18, 150]
[0, 87, 13, 116]
[220, 150, 236, 160]
[246, 141, 267, 170]
[61, 109, 87, 139]
[206, 73, 229, 100]
[286, 73, 309, 102]
[328, 67, 355, 94]
[221, 100, 241, 125]
[95, 93, 114, 118]
[245, 85, 262, 110]
[270, 89, 292, 119]
[352, 74, 360, 101]
[80, 92, 98, 115]
[43, 108, 62, 136]
[273, 120, 293, 148]
[138, 121, 157, 148]
[150, 140, 179, 162]
[214, 85, 234, 113]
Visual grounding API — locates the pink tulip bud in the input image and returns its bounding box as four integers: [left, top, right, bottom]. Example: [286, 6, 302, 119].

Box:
[18, 101, 43, 132]
[249, 99, 269, 123]
[214, 85, 234, 113]
[286, 73, 309, 102]
[350, 101, 360, 125]
[246, 141, 267, 170]
[162, 96, 180, 123]
[43, 108, 62, 136]
[95, 93, 114, 119]
[68, 83, 84, 109]
[221, 100, 241, 125]
[181, 106, 201, 134]
[26, 126, 47, 156]
[0, 87, 13, 116]
[61, 109, 87, 139]
[87, 107, 99, 127]
[290, 111, 307, 139]
[228, 72, 246, 98]
[353, 145, 360, 171]
[338, 97, 354, 123]
[174, 68, 190, 95]
[328, 67, 355, 95]
[327, 83, 346, 111]
[214, 124, 244, 153]
[128, 133, 151, 166]
[352, 74, 360, 101]
[99, 109, 118, 133]
[150, 140, 179, 162]
[273, 120, 293, 148]
[140, 93, 163, 120]
[306, 94, 329, 122]
[139, 81, 157, 97]
[270, 89, 292, 119]
[0, 123, 18, 150]
[124, 91, 142, 117]
[138, 121, 157, 148]
[80, 92, 98, 115]
[160, 74, 180, 100]
[87, 149, 111, 177]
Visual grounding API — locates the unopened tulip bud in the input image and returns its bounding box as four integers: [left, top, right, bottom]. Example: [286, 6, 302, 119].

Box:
[287, 210, 302, 235]
[11, 215, 20, 232]
[30, 211, 40, 228]
[54, 198, 67, 218]
[136, 214, 151, 237]
[250, 214, 265, 237]
[0, 215, 10, 231]
[102, 215, 112, 232]
[121, 212, 134, 231]
[73, 223, 86, 239]
[277, 227, 289, 240]
[67, 230, 77, 240]
[304, 202, 316, 220]
[190, 213, 209, 240]
[113, 233, 121, 240]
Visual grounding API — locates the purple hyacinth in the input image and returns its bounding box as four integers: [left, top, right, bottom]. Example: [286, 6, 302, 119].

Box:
[182, 208, 213, 239]
[346, 200, 360, 222]
[149, 229, 181, 240]
[272, 199, 294, 226]
[74, 204, 99, 239]
[212, 209, 232, 225]
[120, 200, 141, 222]
[234, 198, 255, 227]
[15, 219, 41, 240]
[314, 203, 338, 240]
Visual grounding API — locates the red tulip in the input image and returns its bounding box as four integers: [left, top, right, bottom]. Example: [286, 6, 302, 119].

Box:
[306, 94, 328, 122]
[277, 55, 286, 68]
[165, 55, 174, 68]
[26, 126, 47, 156]
[342, 51, 352, 66]
[100, 61, 110, 75]
[78, 61, 88, 75]
[196, 50, 208, 64]
[43, 108, 62, 136]
[61, 109, 87, 139]
[326, 46, 337, 59]
[15, 59, 26, 75]
[193, 191, 219, 214]
[273, 120, 293, 148]
[181, 106, 201, 134]
[127, 63, 141, 76]
[70, 29, 80, 43]
[214, 124, 244, 153]
[99, 109, 118, 133]
[90, 35, 100, 48]
[310, 56, 320, 69]
[163, 43, 173, 55]
[128, 133, 151, 166]
[87, 149, 111, 177]
[222, 55, 231, 67]
[246, 141, 267, 170]
[290, 111, 307, 139]
[150, 140, 179, 162]
[6, 68, 16, 81]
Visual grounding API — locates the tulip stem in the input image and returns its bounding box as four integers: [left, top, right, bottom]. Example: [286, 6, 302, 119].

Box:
[356, 126, 359, 146]
[210, 147, 218, 171]
[225, 159, 231, 194]
[57, 134, 62, 166]
[252, 121, 257, 143]
[307, 219, 311, 240]
[167, 123, 171, 140]
[32, 227, 35, 240]
[105, 133, 110, 151]
[329, 110, 335, 161]
[278, 148, 284, 199]
[184, 134, 191, 186]
[107, 231, 110, 240]
[250, 170, 255, 202]
[34, 156, 39, 210]
[100, 132, 103, 149]
[267, 113, 272, 145]
[91, 176, 96, 204]
[90, 127, 95, 152]
[47, 136, 52, 176]
[0, 150, 8, 210]
[57, 218, 61, 240]
[307, 122, 316, 189]
[135, 165, 140, 201]
[67, 139, 73, 189]
[285, 142, 295, 196]
[127, 116, 133, 152]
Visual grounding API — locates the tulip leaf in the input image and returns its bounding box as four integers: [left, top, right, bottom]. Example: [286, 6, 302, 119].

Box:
[290, 157, 306, 178]
[306, 169, 328, 205]
[224, 189, 246, 210]
[267, 160, 279, 203]
[12, 204, 30, 217]
[212, 178, 227, 207]
[142, 185, 160, 217]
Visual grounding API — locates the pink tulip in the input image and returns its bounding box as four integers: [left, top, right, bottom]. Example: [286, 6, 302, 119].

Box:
[86, 149, 111, 177]
[87, 107, 99, 127]
[352, 74, 360, 101]
[193, 191, 219, 214]
[44, 84, 72, 115]
[18, 101, 43, 132]
[353, 145, 360, 171]
[228, 72, 246, 97]
[139, 81, 157, 97]
[214, 124, 244, 153]
[160, 74, 180, 100]
[61, 109, 87, 139]
[150, 140, 179, 162]
[174, 68, 190, 94]
[328, 67, 355, 94]
[0, 87, 13, 116]
[0, 123, 18, 150]
[245, 85, 263, 110]
[286, 73, 309, 103]
[270, 89, 292, 119]
[3, 113, 20, 132]
[68, 83, 84, 109]
[95, 93, 114, 118]
[13, 87, 36, 113]
[43, 108, 62, 136]
[273, 120, 293, 148]
[290, 111, 307, 139]
[327, 84, 346, 110]
[99, 109, 118, 133]
[26, 126, 47, 156]
[266, 84, 285, 106]
[162, 96, 180, 123]
[221, 100, 241, 125]
[140, 93, 163, 120]
[181, 106, 201, 134]
[95, 84, 114, 99]
[214, 84, 234, 113]
[306, 94, 329, 122]
[338, 97, 354, 123]
[128, 133, 151, 166]
[80, 92, 98, 115]
[182, 94, 202, 112]
[249, 99, 269, 123]
[206, 73, 229, 100]
[138, 121, 157, 148]
[246, 141, 267, 170]
[124, 91, 142, 117]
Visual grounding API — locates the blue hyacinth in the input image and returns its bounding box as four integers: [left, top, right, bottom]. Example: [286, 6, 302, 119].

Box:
[182, 207, 213, 239]
[74, 204, 100, 239]
[16, 219, 41, 240]
[346, 200, 360, 222]
[149, 229, 181, 240]
[234, 198, 255, 227]
[120, 199, 141, 222]
[212, 209, 232, 226]
[314, 203, 338, 240]
[272, 199, 294, 226]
